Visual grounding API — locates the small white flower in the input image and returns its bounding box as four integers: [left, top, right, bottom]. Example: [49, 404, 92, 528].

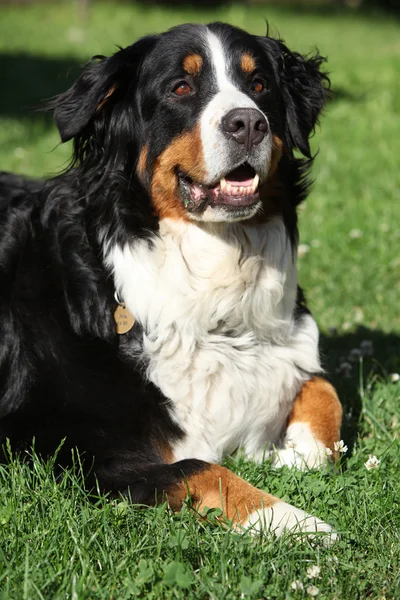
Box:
[334, 440, 348, 454]
[349, 228, 363, 239]
[307, 585, 320, 597]
[364, 454, 380, 470]
[298, 243, 310, 257]
[390, 373, 399, 383]
[291, 580, 304, 591]
[306, 565, 321, 579]
[325, 447, 333, 456]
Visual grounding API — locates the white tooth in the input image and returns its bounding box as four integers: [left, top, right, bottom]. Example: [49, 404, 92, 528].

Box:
[220, 177, 227, 192]
[226, 183, 233, 195]
[238, 186, 245, 196]
[253, 174, 260, 190]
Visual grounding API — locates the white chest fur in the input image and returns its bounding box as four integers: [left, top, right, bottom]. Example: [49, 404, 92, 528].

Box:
[107, 218, 321, 463]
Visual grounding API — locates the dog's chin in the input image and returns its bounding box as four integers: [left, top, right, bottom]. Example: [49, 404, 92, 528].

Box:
[178, 163, 263, 222]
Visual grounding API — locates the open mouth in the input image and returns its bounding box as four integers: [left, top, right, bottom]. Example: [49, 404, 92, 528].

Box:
[178, 163, 261, 212]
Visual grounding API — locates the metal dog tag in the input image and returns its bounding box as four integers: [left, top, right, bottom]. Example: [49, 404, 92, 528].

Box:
[114, 304, 135, 334]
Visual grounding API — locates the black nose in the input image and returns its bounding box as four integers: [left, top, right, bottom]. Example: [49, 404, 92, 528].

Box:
[221, 108, 269, 151]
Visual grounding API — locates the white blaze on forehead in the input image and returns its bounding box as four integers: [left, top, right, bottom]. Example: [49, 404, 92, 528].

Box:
[205, 30, 259, 112]
[206, 30, 232, 90]
[200, 30, 271, 187]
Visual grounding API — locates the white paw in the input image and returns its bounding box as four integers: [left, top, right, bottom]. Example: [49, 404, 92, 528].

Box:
[242, 501, 337, 546]
[272, 422, 329, 471]
[272, 445, 327, 470]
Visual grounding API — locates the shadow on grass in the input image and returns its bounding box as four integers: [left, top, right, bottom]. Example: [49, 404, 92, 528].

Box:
[321, 326, 400, 451]
[0, 53, 83, 121]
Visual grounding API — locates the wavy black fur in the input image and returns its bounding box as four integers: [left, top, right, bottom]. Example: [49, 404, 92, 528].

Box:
[0, 22, 329, 497]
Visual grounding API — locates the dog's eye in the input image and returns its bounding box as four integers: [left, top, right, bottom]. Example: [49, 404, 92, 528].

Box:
[251, 79, 264, 94]
[174, 81, 192, 96]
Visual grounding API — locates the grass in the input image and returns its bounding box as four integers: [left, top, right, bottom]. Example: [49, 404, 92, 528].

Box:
[0, 2, 399, 598]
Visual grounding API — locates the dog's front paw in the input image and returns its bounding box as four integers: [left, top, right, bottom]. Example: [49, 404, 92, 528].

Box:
[242, 501, 337, 546]
[272, 422, 330, 470]
[272, 443, 328, 470]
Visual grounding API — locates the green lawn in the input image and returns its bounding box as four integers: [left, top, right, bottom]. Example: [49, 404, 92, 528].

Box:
[0, 2, 400, 599]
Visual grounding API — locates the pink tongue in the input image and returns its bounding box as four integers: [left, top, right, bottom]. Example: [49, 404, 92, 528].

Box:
[225, 176, 254, 187]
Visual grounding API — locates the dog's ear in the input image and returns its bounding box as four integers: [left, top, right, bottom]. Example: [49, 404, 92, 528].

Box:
[53, 57, 115, 143]
[53, 36, 157, 143]
[258, 36, 330, 158]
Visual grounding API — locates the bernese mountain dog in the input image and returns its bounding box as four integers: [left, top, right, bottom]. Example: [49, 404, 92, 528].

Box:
[0, 22, 342, 541]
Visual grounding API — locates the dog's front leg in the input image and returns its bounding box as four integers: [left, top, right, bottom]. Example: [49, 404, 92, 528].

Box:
[103, 459, 336, 543]
[273, 377, 343, 469]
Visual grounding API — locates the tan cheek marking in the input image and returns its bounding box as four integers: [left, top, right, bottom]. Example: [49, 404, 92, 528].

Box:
[151, 125, 206, 220]
[168, 464, 277, 526]
[96, 84, 117, 112]
[288, 377, 343, 458]
[183, 54, 203, 75]
[240, 53, 256, 74]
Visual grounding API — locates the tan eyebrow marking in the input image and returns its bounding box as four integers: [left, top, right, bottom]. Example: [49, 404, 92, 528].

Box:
[183, 54, 203, 75]
[240, 53, 256, 74]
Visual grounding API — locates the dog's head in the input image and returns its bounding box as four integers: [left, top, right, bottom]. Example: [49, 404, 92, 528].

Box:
[54, 23, 329, 223]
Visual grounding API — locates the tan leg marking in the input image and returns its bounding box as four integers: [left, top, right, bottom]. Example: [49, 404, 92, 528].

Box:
[288, 377, 343, 455]
[165, 463, 336, 541]
[181, 464, 276, 525]
[273, 377, 342, 469]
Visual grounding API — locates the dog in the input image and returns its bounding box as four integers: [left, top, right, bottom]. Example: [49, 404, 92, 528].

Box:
[0, 22, 342, 541]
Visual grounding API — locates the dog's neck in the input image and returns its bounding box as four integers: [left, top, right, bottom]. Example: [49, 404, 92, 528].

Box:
[106, 216, 298, 343]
